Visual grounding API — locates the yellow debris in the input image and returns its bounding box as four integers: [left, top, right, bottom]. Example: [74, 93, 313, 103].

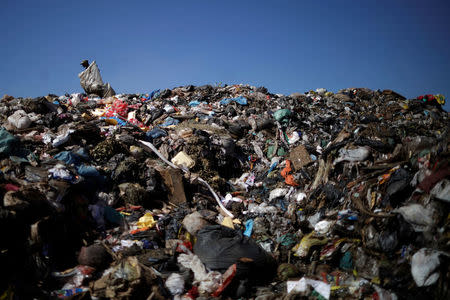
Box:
[136, 212, 156, 229]
[221, 217, 234, 229]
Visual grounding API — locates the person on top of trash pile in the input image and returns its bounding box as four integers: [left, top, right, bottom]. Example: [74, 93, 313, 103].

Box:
[80, 59, 89, 69]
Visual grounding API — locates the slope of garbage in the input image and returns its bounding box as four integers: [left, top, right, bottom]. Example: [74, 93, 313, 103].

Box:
[0, 86, 449, 299]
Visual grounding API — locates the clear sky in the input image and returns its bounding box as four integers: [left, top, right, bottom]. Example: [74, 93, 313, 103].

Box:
[1, 0, 449, 111]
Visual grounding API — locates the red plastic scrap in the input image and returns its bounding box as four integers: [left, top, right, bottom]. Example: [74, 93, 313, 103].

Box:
[333, 272, 340, 286]
[185, 286, 199, 299]
[115, 205, 142, 212]
[77, 265, 96, 275]
[280, 160, 299, 186]
[211, 263, 237, 297]
[417, 94, 436, 102]
[176, 241, 193, 253]
[127, 103, 142, 109]
[128, 205, 142, 210]
[128, 118, 144, 127]
[105, 99, 128, 117]
[320, 243, 338, 260]
[417, 162, 450, 193]
[130, 227, 150, 235]
[3, 183, 20, 191]
[321, 271, 328, 283]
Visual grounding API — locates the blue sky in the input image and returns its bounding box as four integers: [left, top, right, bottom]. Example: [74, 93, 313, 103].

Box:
[1, 0, 449, 111]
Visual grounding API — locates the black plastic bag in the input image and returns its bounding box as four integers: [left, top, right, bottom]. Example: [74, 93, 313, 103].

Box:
[193, 225, 277, 284]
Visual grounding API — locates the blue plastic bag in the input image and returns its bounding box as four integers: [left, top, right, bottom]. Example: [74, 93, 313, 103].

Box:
[244, 219, 254, 237]
[54, 151, 81, 165]
[146, 128, 168, 140]
[188, 100, 199, 106]
[220, 96, 248, 106]
[161, 117, 180, 127]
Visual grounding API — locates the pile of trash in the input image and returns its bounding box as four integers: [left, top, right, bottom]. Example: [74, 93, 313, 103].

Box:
[0, 84, 448, 299]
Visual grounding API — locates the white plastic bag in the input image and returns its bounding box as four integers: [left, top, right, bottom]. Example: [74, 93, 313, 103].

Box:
[411, 248, 441, 287]
[8, 110, 31, 129]
[165, 273, 185, 295]
[287, 277, 330, 299]
[395, 204, 435, 232]
[78, 61, 104, 94]
[177, 252, 222, 294]
[334, 147, 370, 164]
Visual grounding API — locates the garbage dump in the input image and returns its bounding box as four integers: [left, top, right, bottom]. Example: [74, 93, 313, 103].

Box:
[0, 85, 449, 299]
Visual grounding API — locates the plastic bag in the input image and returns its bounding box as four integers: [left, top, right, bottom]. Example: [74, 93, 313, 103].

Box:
[220, 96, 248, 106]
[177, 252, 222, 294]
[334, 147, 370, 164]
[193, 225, 277, 283]
[314, 220, 333, 234]
[165, 273, 185, 295]
[280, 160, 299, 186]
[182, 212, 210, 235]
[7, 110, 31, 129]
[136, 212, 156, 229]
[78, 61, 104, 94]
[394, 204, 435, 232]
[411, 248, 441, 287]
[273, 109, 292, 122]
[292, 232, 328, 257]
[287, 277, 330, 299]
[105, 99, 128, 117]
[430, 179, 450, 202]
[78, 61, 115, 97]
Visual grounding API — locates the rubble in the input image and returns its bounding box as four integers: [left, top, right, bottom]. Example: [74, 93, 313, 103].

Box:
[0, 84, 448, 299]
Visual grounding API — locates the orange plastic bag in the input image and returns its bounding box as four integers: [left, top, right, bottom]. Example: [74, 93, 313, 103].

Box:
[281, 160, 299, 186]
